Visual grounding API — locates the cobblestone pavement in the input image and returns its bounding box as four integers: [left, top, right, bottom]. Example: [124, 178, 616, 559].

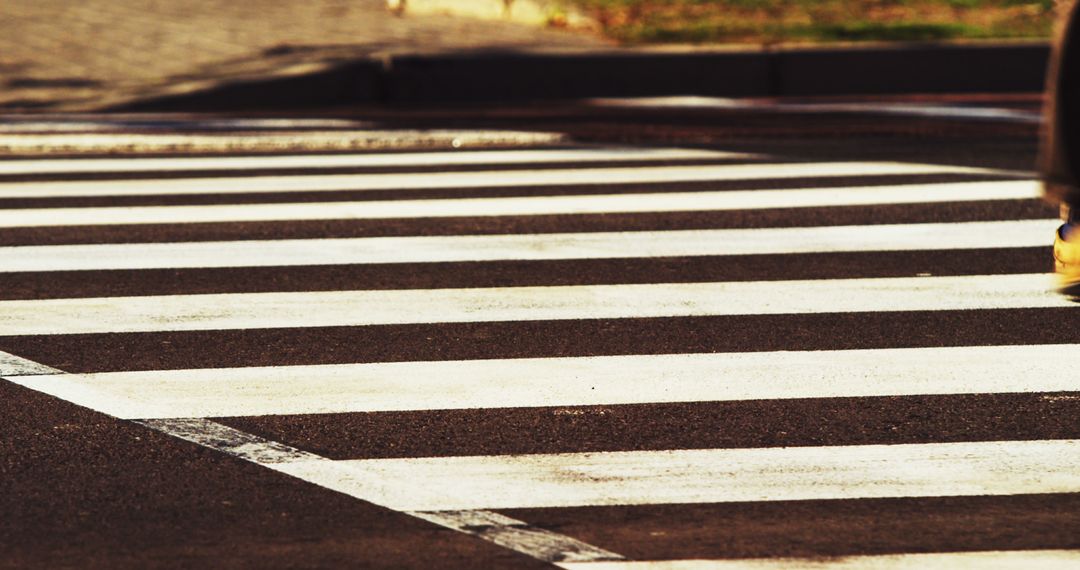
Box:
[0, 0, 606, 111]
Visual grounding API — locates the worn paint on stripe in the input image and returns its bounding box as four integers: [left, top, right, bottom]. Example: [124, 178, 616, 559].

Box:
[0, 148, 750, 176]
[3, 249, 1053, 301]
[275, 439, 1080, 510]
[0, 350, 62, 377]
[0, 219, 1057, 272]
[138, 418, 623, 564]
[410, 510, 623, 564]
[0, 273, 1066, 336]
[141, 418, 318, 463]
[0, 118, 370, 133]
[518, 493, 1080, 562]
[0, 181, 1040, 228]
[215, 392, 1080, 460]
[0, 129, 568, 155]
[4, 344, 627, 565]
[589, 96, 1045, 124]
[0, 162, 1016, 199]
[0, 200, 1055, 247]
[11, 344, 1080, 419]
[9, 308, 1077, 373]
[556, 550, 1080, 569]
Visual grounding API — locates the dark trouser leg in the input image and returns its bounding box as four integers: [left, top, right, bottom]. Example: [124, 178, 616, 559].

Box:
[1042, 0, 1080, 212]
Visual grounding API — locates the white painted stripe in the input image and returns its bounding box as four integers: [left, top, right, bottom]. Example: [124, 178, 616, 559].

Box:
[0, 181, 1040, 228]
[0, 148, 750, 176]
[410, 510, 624, 564]
[0, 273, 1066, 336]
[6, 343, 617, 566]
[0, 129, 568, 155]
[0, 118, 371, 134]
[276, 439, 1080, 510]
[139, 418, 623, 564]
[590, 96, 1044, 124]
[0, 219, 1057, 272]
[138, 418, 318, 463]
[793, 102, 1043, 124]
[557, 550, 1080, 570]
[0, 350, 62, 377]
[12, 345, 1080, 419]
[0, 162, 1012, 198]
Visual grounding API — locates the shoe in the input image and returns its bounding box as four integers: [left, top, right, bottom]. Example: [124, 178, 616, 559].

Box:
[1054, 206, 1080, 295]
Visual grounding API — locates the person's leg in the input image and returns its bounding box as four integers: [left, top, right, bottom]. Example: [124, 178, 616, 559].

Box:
[1044, 0, 1080, 291]
[1043, 0, 1080, 201]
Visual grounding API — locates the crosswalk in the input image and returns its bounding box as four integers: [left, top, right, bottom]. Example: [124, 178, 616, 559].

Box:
[2, 139, 1079, 567]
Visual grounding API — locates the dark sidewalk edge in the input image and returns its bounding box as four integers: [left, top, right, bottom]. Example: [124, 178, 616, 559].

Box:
[109, 42, 1051, 111]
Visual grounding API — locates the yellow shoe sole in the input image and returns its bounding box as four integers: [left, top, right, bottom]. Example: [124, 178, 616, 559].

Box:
[1054, 223, 1080, 295]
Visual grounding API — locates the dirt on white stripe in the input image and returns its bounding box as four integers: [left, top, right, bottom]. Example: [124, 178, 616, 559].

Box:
[0, 219, 1056, 272]
[0, 273, 1068, 336]
[277, 439, 1080, 510]
[556, 550, 1080, 569]
[0, 162, 1015, 199]
[10, 344, 1080, 419]
[0, 148, 750, 175]
[0, 181, 1041, 228]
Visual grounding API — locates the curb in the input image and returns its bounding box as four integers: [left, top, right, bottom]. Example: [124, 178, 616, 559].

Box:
[111, 42, 1051, 111]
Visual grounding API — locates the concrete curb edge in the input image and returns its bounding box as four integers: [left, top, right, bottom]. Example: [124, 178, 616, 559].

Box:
[111, 42, 1051, 111]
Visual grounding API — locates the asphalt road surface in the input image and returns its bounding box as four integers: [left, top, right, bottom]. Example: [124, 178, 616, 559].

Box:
[2, 102, 1080, 569]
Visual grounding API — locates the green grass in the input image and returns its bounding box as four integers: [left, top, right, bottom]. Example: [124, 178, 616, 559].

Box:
[804, 22, 976, 41]
[561, 0, 1055, 45]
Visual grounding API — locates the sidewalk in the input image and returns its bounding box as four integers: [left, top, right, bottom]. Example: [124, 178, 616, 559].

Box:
[0, 0, 606, 112]
[0, 1, 1050, 113]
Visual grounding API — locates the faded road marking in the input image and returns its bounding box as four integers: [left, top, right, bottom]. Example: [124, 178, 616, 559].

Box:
[0, 147, 752, 176]
[0, 219, 1057, 272]
[0, 273, 1067, 336]
[13, 344, 1080, 418]
[0, 181, 1039, 228]
[557, 549, 1080, 569]
[138, 418, 624, 564]
[0, 350, 63, 377]
[0, 162, 1016, 199]
[282, 440, 1080, 511]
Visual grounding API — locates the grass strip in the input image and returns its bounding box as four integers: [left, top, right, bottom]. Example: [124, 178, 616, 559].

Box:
[556, 0, 1055, 44]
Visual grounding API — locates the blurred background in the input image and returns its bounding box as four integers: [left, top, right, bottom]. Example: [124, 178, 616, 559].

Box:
[0, 0, 1060, 112]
